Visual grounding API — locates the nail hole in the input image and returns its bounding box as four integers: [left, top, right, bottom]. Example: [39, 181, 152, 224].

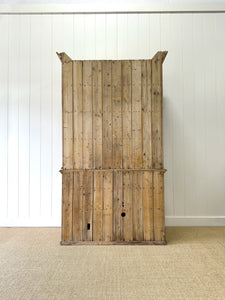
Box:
[121, 212, 126, 217]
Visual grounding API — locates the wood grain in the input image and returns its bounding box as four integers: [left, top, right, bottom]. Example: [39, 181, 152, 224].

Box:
[102, 61, 113, 169]
[83, 170, 93, 241]
[152, 53, 163, 169]
[62, 58, 73, 169]
[92, 61, 103, 169]
[132, 171, 143, 241]
[154, 171, 165, 242]
[73, 171, 83, 241]
[112, 61, 122, 168]
[143, 171, 154, 241]
[93, 171, 103, 241]
[103, 171, 113, 241]
[113, 171, 122, 241]
[132, 61, 142, 168]
[60, 54, 167, 244]
[123, 171, 133, 241]
[61, 172, 73, 241]
[122, 61, 132, 169]
[142, 60, 153, 168]
[73, 61, 83, 169]
[83, 61, 93, 169]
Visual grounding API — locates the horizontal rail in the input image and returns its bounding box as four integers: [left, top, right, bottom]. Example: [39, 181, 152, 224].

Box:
[60, 168, 167, 173]
[0, 3, 224, 14]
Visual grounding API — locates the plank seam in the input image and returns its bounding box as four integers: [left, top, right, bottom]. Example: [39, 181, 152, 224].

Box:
[71, 62, 74, 241]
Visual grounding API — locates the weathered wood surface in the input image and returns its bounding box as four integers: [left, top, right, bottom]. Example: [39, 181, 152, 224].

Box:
[61, 170, 165, 243]
[59, 53, 167, 170]
[59, 51, 167, 244]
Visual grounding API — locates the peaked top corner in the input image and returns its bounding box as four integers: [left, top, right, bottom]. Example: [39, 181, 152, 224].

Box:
[56, 52, 72, 64]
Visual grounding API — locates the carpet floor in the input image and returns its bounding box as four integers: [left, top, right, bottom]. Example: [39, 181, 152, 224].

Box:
[0, 227, 225, 300]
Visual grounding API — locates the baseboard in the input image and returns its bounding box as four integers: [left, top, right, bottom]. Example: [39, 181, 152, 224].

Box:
[0, 216, 225, 227]
[165, 216, 225, 226]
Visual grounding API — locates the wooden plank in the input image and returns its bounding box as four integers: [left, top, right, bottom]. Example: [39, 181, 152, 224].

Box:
[62, 57, 73, 169]
[142, 60, 153, 168]
[132, 171, 143, 241]
[112, 61, 122, 168]
[93, 171, 103, 241]
[152, 53, 163, 169]
[82, 61, 93, 168]
[61, 172, 73, 241]
[123, 171, 133, 241]
[102, 61, 113, 168]
[61, 240, 166, 246]
[142, 171, 154, 241]
[92, 61, 103, 169]
[83, 170, 93, 241]
[73, 171, 83, 241]
[122, 61, 132, 169]
[73, 61, 83, 169]
[103, 171, 113, 241]
[154, 171, 165, 242]
[131, 61, 142, 168]
[113, 171, 122, 241]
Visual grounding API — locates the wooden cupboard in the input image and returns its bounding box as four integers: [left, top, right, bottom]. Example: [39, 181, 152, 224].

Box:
[58, 51, 167, 245]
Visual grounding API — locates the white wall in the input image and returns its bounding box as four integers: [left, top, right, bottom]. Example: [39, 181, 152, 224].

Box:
[0, 11, 225, 226]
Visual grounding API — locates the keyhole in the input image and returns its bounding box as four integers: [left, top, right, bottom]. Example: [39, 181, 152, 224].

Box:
[87, 223, 90, 230]
[121, 212, 126, 217]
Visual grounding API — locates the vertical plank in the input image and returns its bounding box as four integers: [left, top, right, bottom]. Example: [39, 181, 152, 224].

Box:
[73, 61, 83, 169]
[214, 14, 225, 215]
[102, 61, 113, 168]
[0, 15, 9, 219]
[83, 170, 93, 241]
[30, 15, 41, 218]
[117, 14, 128, 59]
[18, 15, 30, 219]
[63, 14, 74, 57]
[182, 14, 196, 216]
[73, 171, 83, 241]
[132, 172, 143, 241]
[152, 52, 163, 169]
[82, 61, 93, 169]
[84, 14, 96, 59]
[143, 171, 153, 241]
[62, 54, 73, 169]
[122, 61, 132, 169]
[92, 61, 103, 169]
[127, 14, 139, 59]
[106, 14, 117, 59]
[62, 172, 73, 241]
[122, 172, 133, 241]
[169, 15, 185, 216]
[113, 171, 122, 241]
[74, 14, 85, 60]
[149, 15, 161, 57]
[112, 61, 122, 168]
[138, 14, 149, 59]
[160, 14, 174, 217]
[8, 15, 20, 221]
[142, 60, 152, 168]
[40, 15, 52, 218]
[103, 171, 113, 241]
[95, 14, 106, 59]
[154, 172, 165, 242]
[93, 171, 103, 241]
[132, 61, 142, 168]
[52, 14, 63, 222]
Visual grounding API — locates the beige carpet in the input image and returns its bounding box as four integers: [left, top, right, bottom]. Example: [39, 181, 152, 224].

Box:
[0, 227, 225, 300]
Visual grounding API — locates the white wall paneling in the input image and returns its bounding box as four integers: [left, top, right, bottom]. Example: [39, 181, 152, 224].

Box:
[0, 11, 225, 226]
